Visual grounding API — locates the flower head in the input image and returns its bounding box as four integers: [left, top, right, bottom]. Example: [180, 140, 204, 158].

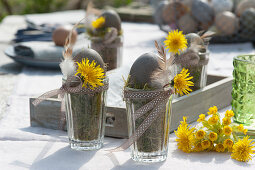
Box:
[223, 126, 232, 136]
[196, 129, 206, 140]
[237, 124, 247, 134]
[194, 142, 203, 152]
[197, 114, 205, 122]
[75, 58, 105, 89]
[92, 16, 105, 29]
[225, 110, 234, 118]
[231, 136, 255, 162]
[201, 140, 211, 150]
[222, 117, 231, 126]
[175, 117, 195, 153]
[164, 30, 187, 54]
[174, 68, 194, 96]
[209, 132, 218, 142]
[208, 106, 218, 115]
[208, 115, 219, 125]
[215, 143, 225, 152]
[224, 139, 234, 149]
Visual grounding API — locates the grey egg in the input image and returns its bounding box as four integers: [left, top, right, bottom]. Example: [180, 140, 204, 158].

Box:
[100, 10, 122, 32]
[128, 53, 163, 89]
[185, 33, 204, 47]
[73, 48, 105, 72]
[191, 0, 214, 24]
[177, 14, 198, 34]
[240, 8, 255, 39]
[236, 0, 255, 17]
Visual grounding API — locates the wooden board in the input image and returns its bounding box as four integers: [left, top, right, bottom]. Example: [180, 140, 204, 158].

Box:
[30, 75, 233, 138]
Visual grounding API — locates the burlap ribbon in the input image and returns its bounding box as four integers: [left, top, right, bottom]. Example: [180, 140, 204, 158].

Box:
[91, 27, 123, 50]
[109, 87, 173, 152]
[32, 76, 109, 129]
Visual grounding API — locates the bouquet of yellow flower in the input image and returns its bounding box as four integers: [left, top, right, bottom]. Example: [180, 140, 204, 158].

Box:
[175, 106, 255, 162]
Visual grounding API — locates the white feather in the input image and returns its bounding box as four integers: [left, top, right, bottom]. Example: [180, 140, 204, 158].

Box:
[60, 59, 76, 79]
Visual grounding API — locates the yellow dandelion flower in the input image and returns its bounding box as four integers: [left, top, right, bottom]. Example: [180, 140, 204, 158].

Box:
[231, 136, 255, 162]
[197, 114, 205, 122]
[243, 129, 248, 135]
[215, 143, 225, 152]
[222, 117, 231, 126]
[174, 68, 194, 96]
[194, 142, 203, 152]
[208, 115, 219, 125]
[209, 132, 218, 142]
[175, 116, 195, 153]
[75, 58, 105, 89]
[201, 140, 211, 150]
[237, 124, 248, 134]
[223, 126, 232, 136]
[207, 106, 218, 115]
[196, 129, 206, 140]
[164, 30, 187, 54]
[223, 139, 234, 149]
[92, 16, 105, 29]
[225, 110, 234, 118]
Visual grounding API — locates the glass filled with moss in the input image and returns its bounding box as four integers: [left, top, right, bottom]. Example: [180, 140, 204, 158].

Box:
[64, 78, 108, 150]
[90, 35, 123, 71]
[125, 87, 173, 162]
[177, 52, 209, 91]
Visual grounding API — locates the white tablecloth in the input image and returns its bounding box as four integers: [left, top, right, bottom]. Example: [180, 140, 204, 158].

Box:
[0, 14, 255, 169]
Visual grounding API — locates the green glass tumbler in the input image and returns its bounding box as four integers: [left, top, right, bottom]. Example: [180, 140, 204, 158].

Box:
[232, 54, 255, 126]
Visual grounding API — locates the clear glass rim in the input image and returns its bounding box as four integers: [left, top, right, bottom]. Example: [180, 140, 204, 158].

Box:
[234, 54, 255, 64]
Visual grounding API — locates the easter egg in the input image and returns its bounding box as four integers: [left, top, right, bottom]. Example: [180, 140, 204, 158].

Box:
[128, 53, 164, 89]
[154, 0, 169, 25]
[239, 8, 255, 39]
[185, 33, 204, 47]
[215, 11, 239, 35]
[177, 14, 198, 33]
[236, 0, 255, 16]
[73, 48, 105, 71]
[100, 9, 122, 32]
[162, 1, 187, 23]
[52, 25, 77, 47]
[210, 0, 233, 14]
[191, 0, 214, 25]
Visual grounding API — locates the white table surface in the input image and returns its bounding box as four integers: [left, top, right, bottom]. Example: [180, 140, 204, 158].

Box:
[0, 11, 255, 170]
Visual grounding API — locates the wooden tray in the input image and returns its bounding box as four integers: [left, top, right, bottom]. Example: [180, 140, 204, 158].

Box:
[30, 75, 233, 138]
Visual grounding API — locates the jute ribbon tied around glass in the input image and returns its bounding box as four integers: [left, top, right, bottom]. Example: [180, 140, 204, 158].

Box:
[32, 76, 109, 129]
[91, 27, 123, 50]
[109, 88, 173, 152]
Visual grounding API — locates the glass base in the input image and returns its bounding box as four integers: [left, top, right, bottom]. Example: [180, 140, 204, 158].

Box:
[131, 151, 167, 163]
[69, 138, 103, 151]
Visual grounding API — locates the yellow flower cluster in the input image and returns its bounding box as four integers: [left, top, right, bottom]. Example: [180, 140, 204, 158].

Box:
[175, 106, 254, 162]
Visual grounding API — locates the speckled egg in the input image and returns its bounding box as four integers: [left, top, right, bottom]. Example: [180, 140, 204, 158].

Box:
[239, 8, 255, 39]
[209, 0, 233, 14]
[177, 14, 198, 33]
[236, 0, 255, 16]
[100, 10, 122, 32]
[52, 25, 77, 47]
[191, 0, 214, 25]
[128, 53, 164, 89]
[162, 1, 187, 23]
[154, 0, 169, 25]
[215, 11, 239, 35]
